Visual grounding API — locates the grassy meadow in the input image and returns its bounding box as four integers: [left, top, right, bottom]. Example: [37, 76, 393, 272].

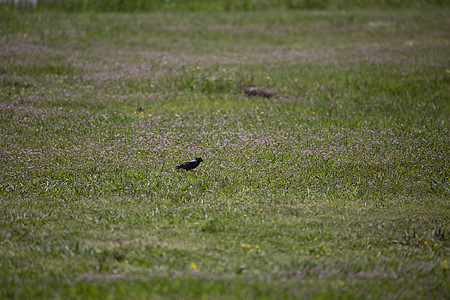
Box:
[0, 3, 449, 299]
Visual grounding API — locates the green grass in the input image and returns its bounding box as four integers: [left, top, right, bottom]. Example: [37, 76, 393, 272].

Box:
[3, 0, 449, 12]
[0, 6, 449, 299]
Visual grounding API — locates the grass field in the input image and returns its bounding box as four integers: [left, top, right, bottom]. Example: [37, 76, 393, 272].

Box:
[0, 3, 449, 299]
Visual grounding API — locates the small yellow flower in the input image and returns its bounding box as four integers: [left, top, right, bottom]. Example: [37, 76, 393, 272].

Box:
[21, 89, 25, 95]
[140, 111, 144, 115]
[424, 241, 428, 245]
[70, 86, 73, 89]
[443, 260, 447, 269]
[314, 237, 318, 241]
[376, 253, 381, 258]
[49, 90, 52, 94]
[316, 254, 320, 258]
[197, 66, 200, 70]
[243, 214, 247, 217]
[148, 114, 152, 117]
[176, 114, 180, 117]
[260, 111, 264, 114]
[312, 111, 315, 115]
[24, 117, 27, 120]
[114, 112, 117, 114]
[338, 281, 345, 287]
[229, 77, 233, 81]
[256, 115, 260, 119]
[434, 243, 438, 247]
[220, 267, 224, 272]
[241, 243, 246, 248]
[285, 137, 287, 139]
[255, 244, 260, 249]
[191, 263, 198, 270]
[266, 76, 271, 80]
[446, 69, 450, 73]
[133, 111, 137, 114]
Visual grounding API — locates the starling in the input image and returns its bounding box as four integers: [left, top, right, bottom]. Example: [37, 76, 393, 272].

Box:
[175, 157, 203, 171]
[244, 86, 277, 98]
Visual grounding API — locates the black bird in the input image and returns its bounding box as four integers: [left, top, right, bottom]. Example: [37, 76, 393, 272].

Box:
[175, 157, 203, 171]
